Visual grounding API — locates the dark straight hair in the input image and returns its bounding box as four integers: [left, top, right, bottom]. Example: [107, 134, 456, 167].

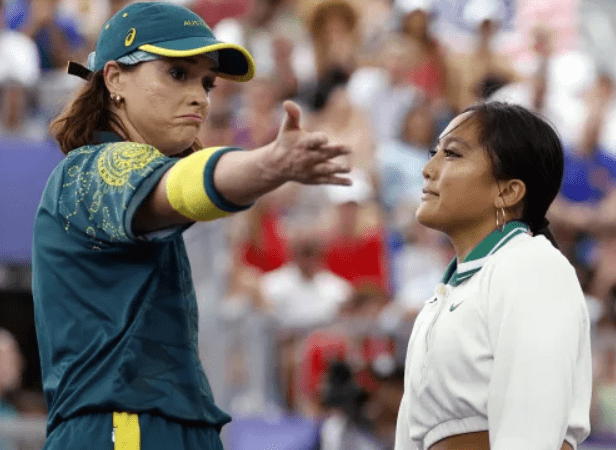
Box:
[463, 101, 563, 248]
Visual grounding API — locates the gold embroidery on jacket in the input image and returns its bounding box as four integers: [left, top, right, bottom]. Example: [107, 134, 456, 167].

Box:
[59, 143, 164, 242]
[98, 143, 161, 187]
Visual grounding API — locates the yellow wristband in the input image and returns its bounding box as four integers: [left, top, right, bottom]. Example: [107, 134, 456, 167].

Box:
[166, 146, 249, 221]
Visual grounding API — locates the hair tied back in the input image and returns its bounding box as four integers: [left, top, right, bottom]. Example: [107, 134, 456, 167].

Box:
[532, 217, 559, 249]
[533, 217, 550, 233]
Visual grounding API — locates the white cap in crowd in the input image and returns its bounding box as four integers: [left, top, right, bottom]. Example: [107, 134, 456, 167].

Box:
[462, 0, 505, 29]
[325, 169, 373, 205]
[0, 31, 41, 88]
[394, 0, 435, 15]
[213, 18, 247, 48]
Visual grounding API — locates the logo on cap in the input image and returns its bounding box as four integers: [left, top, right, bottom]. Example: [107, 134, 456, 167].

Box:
[125, 28, 136, 47]
[184, 20, 204, 27]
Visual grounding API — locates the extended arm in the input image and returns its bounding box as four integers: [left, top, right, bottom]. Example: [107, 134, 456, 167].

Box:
[134, 101, 351, 234]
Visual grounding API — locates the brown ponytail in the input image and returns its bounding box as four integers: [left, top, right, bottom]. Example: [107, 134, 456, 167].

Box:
[49, 70, 129, 155]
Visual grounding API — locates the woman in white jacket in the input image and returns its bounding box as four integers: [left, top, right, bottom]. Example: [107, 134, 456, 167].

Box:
[395, 102, 592, 450]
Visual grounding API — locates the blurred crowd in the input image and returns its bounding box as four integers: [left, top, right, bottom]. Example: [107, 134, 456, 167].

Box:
[3, 0, 616, 448]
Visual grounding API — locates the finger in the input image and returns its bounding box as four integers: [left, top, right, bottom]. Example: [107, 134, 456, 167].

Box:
[298, 132, 328, 150]
[310, 161, 351, 176]
[279, 100, 302, 132]
[312, 144, 352, 161]
[307, 175, 353, 186]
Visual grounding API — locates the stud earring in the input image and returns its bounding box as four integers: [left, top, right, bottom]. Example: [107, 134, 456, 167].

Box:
[110, 93, 123, 107]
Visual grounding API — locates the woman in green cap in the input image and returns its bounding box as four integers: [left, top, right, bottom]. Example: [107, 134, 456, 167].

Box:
[31, 2, 351, 449]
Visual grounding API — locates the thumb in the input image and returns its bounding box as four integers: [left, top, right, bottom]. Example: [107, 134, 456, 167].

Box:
[279, 100, 302, 133]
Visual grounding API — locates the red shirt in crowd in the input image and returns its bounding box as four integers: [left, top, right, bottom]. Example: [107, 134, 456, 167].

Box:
[324, 230, 389, 292]
[191, 0, 250, 27]
[297, 329, 397, 401]
[241, 210, 289, 272]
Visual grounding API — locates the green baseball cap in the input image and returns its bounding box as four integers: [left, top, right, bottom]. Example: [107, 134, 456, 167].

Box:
[69, 1, 255, 82]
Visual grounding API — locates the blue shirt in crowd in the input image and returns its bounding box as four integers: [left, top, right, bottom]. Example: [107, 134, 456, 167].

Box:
[560, 146, 616, 203]
[375, 139, 428, 211]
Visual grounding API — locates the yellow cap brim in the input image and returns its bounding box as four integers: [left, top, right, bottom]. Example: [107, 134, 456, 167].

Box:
[139, 42, 255, 82]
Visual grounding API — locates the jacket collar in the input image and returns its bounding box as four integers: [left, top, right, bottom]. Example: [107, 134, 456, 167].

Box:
[442, 221, 530, 286]
[93, 131, 124, 144]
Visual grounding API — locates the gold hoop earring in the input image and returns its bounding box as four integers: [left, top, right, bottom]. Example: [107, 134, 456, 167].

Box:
[495, 207, 506, 232]
[110, 93, 123, 107]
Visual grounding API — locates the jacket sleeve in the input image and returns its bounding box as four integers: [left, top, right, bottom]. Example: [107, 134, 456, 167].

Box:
[58, 142, 177, 243]
[394, 391, 419, 450]
[394, 323, 422, 450]
[484, 245, 592, 450]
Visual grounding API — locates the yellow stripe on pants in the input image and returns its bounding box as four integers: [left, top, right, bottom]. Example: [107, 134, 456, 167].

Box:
[113, 412, 140, 450]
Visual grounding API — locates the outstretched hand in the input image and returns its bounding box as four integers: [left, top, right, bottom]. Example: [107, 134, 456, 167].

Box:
[266, 100, 352, 186]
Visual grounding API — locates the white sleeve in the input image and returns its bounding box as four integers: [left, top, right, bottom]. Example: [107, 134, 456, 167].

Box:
[394, 392, 419, 450]
[394, 324, 423, 450]
[259, 270, 288, 315]
[484, 248, 591, 450]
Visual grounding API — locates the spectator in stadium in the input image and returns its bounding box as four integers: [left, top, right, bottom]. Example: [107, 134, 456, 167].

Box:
[548, 73, 616, 296]
[6, 0, 86, 71]
[191, 0, 249, 29]
[0, 329, 23, 407]
[308, 82, 377, 175]
[233, 194, 291, 274]
[347, 35, 421, 143]
[365, 364, 405, 450]
[488, 25, 588, 145]
[373, 101, 436, 290]
[259, 226, 352, 410]
[446, 0, 519, 113]
[323, 170, 390, 292]
[216, 0, 303, 101]
[233, 76, 281, 149]
[375, 101, 434, 213]
[0, 328, 23, 450]
[388, 204, 451, 318]
[260, 226, 352, 331]
[32, 2, 351, 449]
[298, 0, 360, 111]
[586, 231, 616, 322]
[0, 0, 44, 140]
[395, 102, 591, 450]
[590, 331, 616, 439]
[309, 0, 358, 80]
[550, 73, 616, 231]
[395, 0, 447, 103]
[318, 361, 385, 450]
[198, 108, 235, 148]
[0, 80, 44, 140]
[0, 2, 47, 140]
[489, 26, 554, 113]
[293, 284, 392, 419]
